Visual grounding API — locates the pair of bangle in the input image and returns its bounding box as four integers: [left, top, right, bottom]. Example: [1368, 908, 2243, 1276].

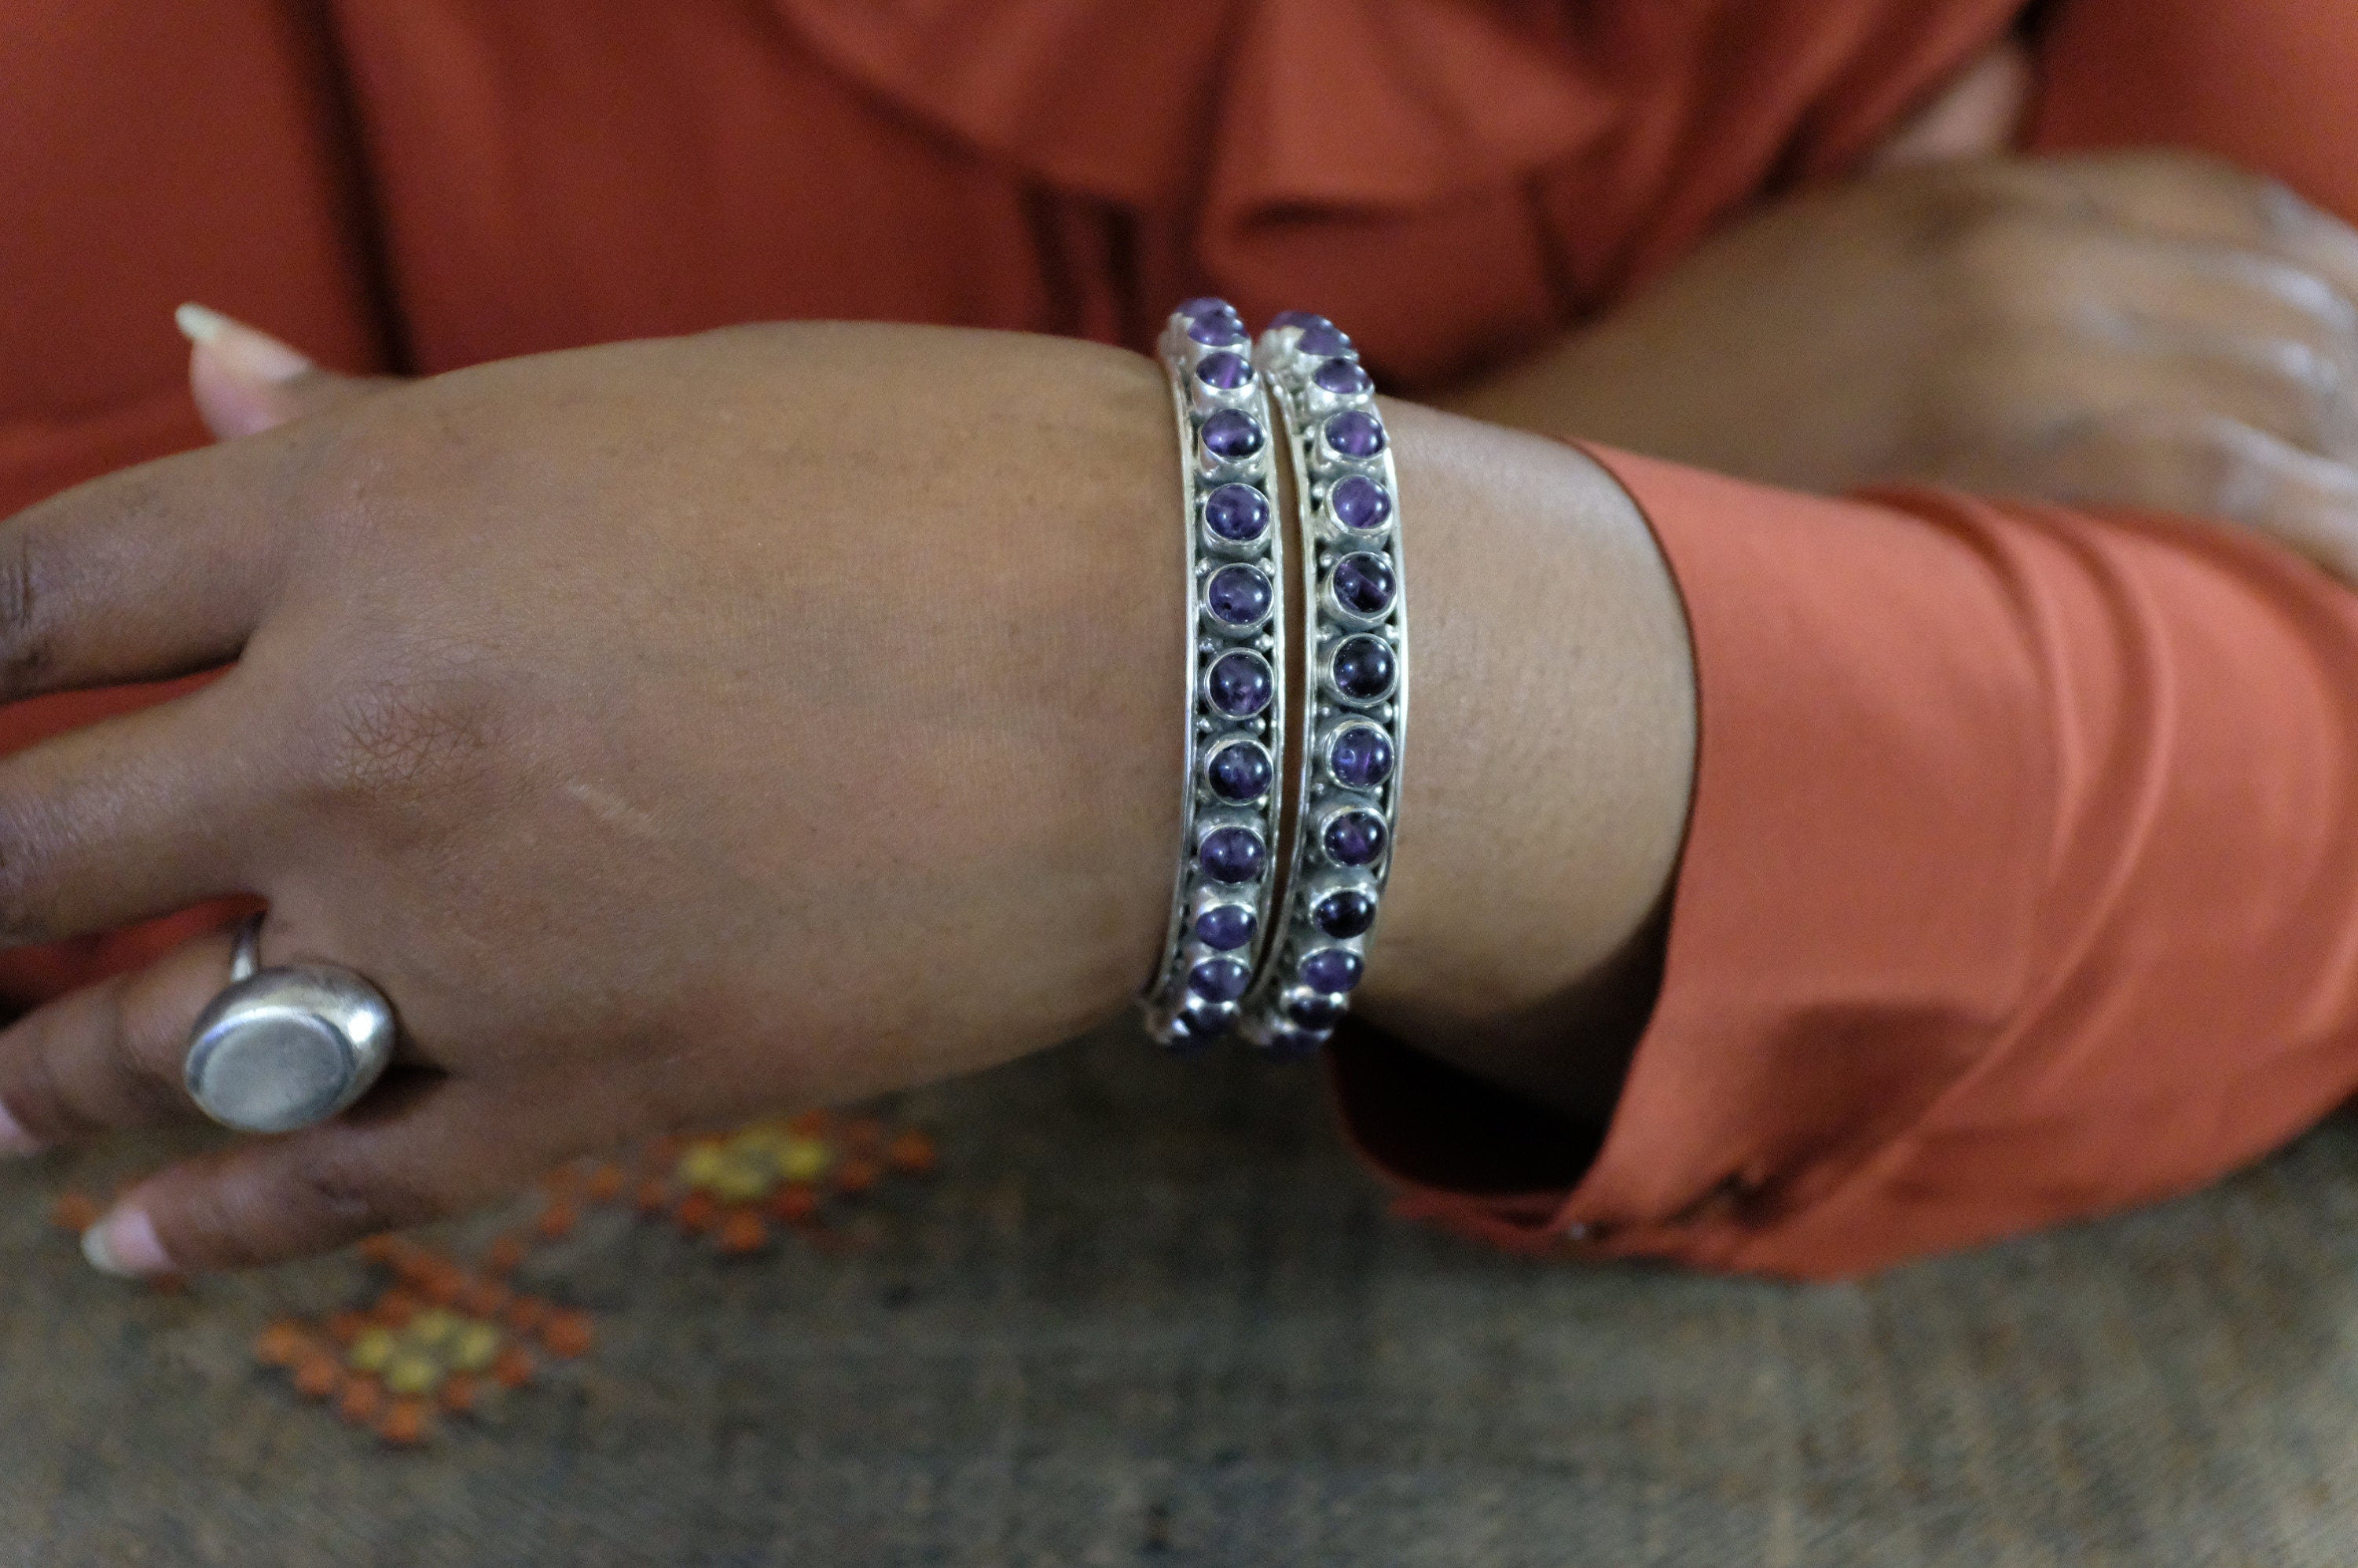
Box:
[1139, 299, 1406, 1058]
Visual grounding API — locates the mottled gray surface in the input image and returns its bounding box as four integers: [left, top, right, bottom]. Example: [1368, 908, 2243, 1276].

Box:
[5, 1023, 2358, 1566]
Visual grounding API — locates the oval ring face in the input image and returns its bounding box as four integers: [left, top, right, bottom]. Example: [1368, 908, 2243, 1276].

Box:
[184, 965, 397, 1133]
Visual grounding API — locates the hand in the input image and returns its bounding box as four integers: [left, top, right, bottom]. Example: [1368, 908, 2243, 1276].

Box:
[0, 321, 1192, 1271]
[1444, 152, 2358, 580]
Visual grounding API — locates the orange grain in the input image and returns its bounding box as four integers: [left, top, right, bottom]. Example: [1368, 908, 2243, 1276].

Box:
[885, 1129, 938, 1176]
[491, 1346, 534, 1389]
[541, 1310, 594, 1358]
[716, 1209, 769, 1255]
[336, 1375, 384, 1425]
[377, 1397, 428, 1446]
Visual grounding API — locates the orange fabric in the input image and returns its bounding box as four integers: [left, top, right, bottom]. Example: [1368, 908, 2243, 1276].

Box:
[6, 0, 2358, 1274]
[1345, 454, 2358, 1276]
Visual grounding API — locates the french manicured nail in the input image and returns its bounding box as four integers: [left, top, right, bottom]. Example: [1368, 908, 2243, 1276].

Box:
[82, 1206, 171, 1277]
[0, 1100, 39, 1156]
[174, 303, 313, 384]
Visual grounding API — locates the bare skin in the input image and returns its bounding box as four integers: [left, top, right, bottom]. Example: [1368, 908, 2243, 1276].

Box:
[0, 322, 1695, 1273]
[17, 49, 2358, 1275]
[1446, 150, 2358, 580]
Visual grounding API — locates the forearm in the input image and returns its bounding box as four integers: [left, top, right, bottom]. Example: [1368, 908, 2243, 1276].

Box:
[1057, 365, 1697, 1122]
[1348, 405, 1694, 1120]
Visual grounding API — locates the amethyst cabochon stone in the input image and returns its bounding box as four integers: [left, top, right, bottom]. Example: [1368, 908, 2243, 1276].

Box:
[1312, 358, 1373, 396]
[1206, 739, 1274, 802]
[1194, 903, 1257, 951]
[1324, 409, 1387, 458]
[1178, 296, 1234, 319]
[1203, 483, 1271, 543]
[1187, 313, 1250, 348]
[1313, 887, 1379, 939]
[1326, 723, 1394, 789]
[1330, 635, 1398, 701]
[1199, 826, 1267, 884]
[1202, 409, 1266, 461]
[1188, 957, 1254, 1003]
[1328, 475, 1391, 531]
[1331, 553, 1394, 617]
[1195, 351, 1254, 391]
[1300, 948, 1364, 992]
[1207, 650, 1275, 717]
[1322, 810, 1387, 867]
[1207, 564, 1273, 627]
[1287, 990, 1348, 1029]
[1298, 322, 1353, 357]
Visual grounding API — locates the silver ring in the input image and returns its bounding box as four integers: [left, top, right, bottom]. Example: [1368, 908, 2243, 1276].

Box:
[182, 915, 398, 1134]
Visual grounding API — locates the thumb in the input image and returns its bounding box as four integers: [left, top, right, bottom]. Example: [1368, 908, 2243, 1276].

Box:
[175, 303, 394, 439]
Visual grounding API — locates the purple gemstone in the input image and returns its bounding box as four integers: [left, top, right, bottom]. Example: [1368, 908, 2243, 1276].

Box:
[1324, 409, 1387, 458]
[1313, 887, 1378, 939]
[1199, 826, 1267, 884]
[1270, 310, 1328, 330]
[1177, 296, 1234, 320]
[1188, 314, 1250, 348]
[1176, 997, 1237, 1042]
[1207, 564, 1273, 627]
[1203, 483, 1270, 543]
[1312, 358, 1373, 396]
[1196, 351, 1254, 391]
[1330, 635, 1397, 701]
[1206, 739, 1273, 802]
[1328, 475, 1392, 531]
[1202, 409, 1265, 461]
[1300, 948, 1364, 993]
[1188, 957, 1254, 1003]
[1298, 323, 1353, 357]
[1287, 990, 1348, 1029]
[1258, 1024, 1330, 1060]
[1206, 650, 1274, 717]
[1330, 553, 1394, 617]
[1195, 903, 1257, 951]
[1327, 724, 1394, 790]
[1322, 810, 1387, 867]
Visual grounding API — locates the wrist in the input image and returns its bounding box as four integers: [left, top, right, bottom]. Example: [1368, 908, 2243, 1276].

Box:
[1350, 406, 1695, 1118]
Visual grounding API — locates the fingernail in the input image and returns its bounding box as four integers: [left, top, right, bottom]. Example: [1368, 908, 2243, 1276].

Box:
[0, 1099, 39, 1156]
[82, 1206, 171, 1277]
[174, 303, 313, 384]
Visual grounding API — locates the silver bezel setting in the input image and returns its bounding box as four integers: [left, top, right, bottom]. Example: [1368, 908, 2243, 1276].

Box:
[1140, 302, 1287, 1047]
[1241, 315, 1408, 1056]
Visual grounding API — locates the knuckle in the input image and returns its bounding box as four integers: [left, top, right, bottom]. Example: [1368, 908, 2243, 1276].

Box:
[0, 784, 65, 944]
[299, 661, 498, 816]
[2248, 173, 2323, 247]
[1893, 163, 2028, 259]
[0, 1017, 79, 1144]
[0, 528, 46, 691]
[191, 1151, 448, 1269]
[94, 979, 189, 1122]
[283, 1151, 445, 1238]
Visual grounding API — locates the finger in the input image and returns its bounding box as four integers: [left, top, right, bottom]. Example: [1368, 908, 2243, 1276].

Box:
[1966, 228, 2358, 458]
[1978, 411, 2358, 583]
[2010, 152, 2358, 308]
[0, 674, 273, 946]
[1975, 331, 2350, 467]
[176, 303, 397, 440]
[81, 1078, 530, 1275]
[0, 923, 241, 1148]
[0, 415, 298, 702]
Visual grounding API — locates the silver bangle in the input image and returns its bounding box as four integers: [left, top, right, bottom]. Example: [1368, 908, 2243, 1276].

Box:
[1241, 313, 1405, 1057]
[1139, 298, 1289, 1046]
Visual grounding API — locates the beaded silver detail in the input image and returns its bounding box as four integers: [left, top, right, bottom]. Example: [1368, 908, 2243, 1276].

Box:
[1241, 315, 1406, 1057]
[1140, 301, 1287, 1047]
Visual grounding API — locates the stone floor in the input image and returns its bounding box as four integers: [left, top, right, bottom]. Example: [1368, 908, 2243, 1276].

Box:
[6, 1023, 2358, 1566]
